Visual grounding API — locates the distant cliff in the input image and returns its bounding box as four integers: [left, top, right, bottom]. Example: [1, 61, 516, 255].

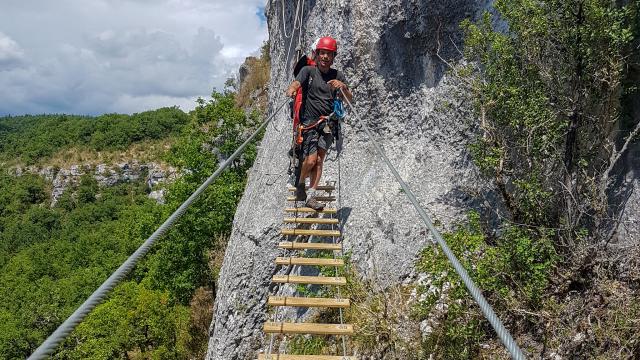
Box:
[11, 162, 178, 205]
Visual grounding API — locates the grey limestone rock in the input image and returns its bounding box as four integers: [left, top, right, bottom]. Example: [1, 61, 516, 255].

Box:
[207, 0, 500, 358]
[15, 162, 179, 205]
[238, 58, 255, 86]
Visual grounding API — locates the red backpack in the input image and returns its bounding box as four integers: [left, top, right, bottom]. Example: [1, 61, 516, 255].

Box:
[292, 55, 316, 132]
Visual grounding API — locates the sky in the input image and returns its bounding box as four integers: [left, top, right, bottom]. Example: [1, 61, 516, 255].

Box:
[0, 0, 268, 116]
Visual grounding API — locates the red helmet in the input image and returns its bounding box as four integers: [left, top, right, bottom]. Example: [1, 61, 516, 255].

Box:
[315, 36, 337, 53]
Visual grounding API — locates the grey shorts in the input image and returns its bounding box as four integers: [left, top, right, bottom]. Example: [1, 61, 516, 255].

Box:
[302, 127, 334, 157]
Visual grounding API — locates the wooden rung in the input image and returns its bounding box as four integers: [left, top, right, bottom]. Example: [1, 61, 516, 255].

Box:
[287, 196, 336, 202]
[275, 257, 344, 266]
[281, 229, 341, 237]
[284, 207, 338, 214]
[284, 217, 339, 225]
[268, 296, 350, 308]
[259, 354, 356, 360]
[272, 275, 346, 285]
[263, 322, 353, 335]
[278, 242, 342, 251]
[287, 185, 336, 192]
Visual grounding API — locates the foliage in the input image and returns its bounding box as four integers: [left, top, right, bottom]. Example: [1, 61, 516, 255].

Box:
[462, 0, 638, 242]
[414, 212, 556, 358]
[0, 88, 264, 358]
[143, 90, 262, 304]
[288, 337, 328, 355]
[0, 107, 188, 164]
[56, 282, 191, 360]
[456, 4, 639, 355]
[0, 178, 164, 359]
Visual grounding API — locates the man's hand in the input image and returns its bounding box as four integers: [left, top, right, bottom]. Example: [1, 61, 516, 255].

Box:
[285, 80, 301, 98]
[329, 79, 353, 103]
[285, 87, 297, 98]
[327, 79, 346, 91]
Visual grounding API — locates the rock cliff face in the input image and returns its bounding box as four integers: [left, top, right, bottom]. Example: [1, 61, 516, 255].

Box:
[11, 162, 178, 205]
[206, 1, 497, 358]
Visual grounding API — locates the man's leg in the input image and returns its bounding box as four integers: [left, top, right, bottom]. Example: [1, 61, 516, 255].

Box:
[310, 131, 333, 189]
[305, 131, 332, 211]
[303, 152, 324, 210]
[310, 148, 327, 189]
[295, 130, 319, 201]
[299, 152, 318, 187]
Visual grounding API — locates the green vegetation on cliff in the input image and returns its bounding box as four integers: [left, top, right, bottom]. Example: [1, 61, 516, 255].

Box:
[0, 107, 188, 165]
[413, 0, 640, 358]
[0, 89, 263, 359]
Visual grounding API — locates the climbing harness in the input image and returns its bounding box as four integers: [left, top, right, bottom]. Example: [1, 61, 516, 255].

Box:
[295, 114, 333, 145]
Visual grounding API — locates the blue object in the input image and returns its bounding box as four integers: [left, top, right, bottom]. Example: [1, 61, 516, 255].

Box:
[333, 98, 346, 119]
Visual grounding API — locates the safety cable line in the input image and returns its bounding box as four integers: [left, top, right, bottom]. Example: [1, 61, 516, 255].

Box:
[296, 0, 305, 51]
[281, 0, 300, 39]
[283, 2, 301, 74]
[294, 0, 304, 31]
[28, 99, 289, 360]
[334, 148, 348, 356]
[340, 89, 526, 360]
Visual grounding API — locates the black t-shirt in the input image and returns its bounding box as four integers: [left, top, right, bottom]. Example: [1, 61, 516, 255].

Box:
[295, 65, 346, 126]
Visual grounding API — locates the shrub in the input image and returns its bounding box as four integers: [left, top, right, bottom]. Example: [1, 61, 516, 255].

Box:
[414, 212, 556, 357]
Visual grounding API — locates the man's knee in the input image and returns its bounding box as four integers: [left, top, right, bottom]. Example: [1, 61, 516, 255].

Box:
[304, 153, 318, 167]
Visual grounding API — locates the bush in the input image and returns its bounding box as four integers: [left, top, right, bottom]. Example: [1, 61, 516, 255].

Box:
[414, 212, 556, 357]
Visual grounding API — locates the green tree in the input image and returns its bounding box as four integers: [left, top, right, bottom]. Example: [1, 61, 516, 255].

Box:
[57, 282, 190, 360]
[463, 0, 638, 243]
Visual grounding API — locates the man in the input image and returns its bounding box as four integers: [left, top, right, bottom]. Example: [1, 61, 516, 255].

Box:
[285, 36, 353, 210]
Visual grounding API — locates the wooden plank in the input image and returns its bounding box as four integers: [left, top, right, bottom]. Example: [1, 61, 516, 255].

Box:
[278, 242, 342, 251]
[259, 354, 356, 360]
[284, 217, 339, 225]
[287, 185, 336, 192]
[288, 196, 336, 202]
[272, 275, 346, 285]
[268, 296, 350, 308]
[263, 322, 353, 335]
[284, 207, 338, 214]
[281, 229, 340, 237]
[275, 257, 344, 266]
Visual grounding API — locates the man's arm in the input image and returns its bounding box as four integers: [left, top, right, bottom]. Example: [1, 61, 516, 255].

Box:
[285, 80, 301, 98]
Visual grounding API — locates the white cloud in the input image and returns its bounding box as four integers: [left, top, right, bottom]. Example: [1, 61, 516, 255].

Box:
[0, 0, 267, 115]
[0, 32, 26, 69]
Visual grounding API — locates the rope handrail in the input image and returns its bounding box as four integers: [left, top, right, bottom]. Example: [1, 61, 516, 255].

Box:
[340, 88, 526, 360]
[28, 99, 289, 360]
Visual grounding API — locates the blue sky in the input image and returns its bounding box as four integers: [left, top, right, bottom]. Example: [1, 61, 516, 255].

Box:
[0, 0, 268, 116]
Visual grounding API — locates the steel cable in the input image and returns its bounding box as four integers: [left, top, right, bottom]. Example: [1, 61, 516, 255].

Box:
[334, 141, 348, 357]
[28, 99, 289, 360]
[281, 0, 300, 39]
[340, 89, 526, 360]
[282, 0, 301, 74]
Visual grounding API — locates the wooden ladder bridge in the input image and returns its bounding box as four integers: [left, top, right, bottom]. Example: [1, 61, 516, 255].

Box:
[259, 184, 356, 360]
